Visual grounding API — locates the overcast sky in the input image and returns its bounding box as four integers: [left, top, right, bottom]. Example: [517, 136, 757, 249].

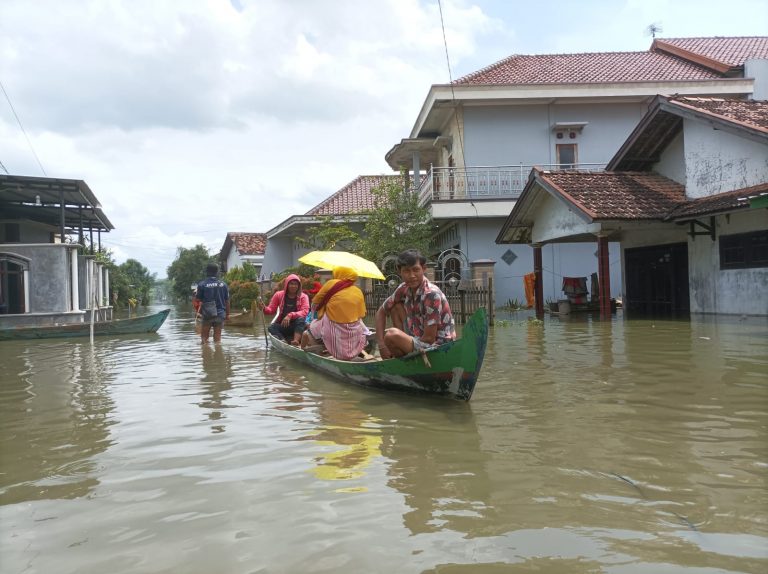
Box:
[2, 0, 766, 277]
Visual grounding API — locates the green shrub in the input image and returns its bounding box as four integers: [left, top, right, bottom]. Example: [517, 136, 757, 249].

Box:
[228, 280, 261, 310]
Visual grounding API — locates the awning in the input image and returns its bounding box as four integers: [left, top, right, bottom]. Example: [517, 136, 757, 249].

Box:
[0, 174, 114, 232]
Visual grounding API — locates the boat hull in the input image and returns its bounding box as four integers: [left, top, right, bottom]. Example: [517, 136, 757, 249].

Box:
[0, 309, 171, 341]
[268, 308, 488, 401]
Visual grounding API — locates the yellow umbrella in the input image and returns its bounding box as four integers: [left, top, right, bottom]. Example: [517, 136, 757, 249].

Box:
[299, 251, 385, 280]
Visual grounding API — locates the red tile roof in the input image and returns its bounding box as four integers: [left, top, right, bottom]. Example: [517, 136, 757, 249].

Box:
[653, 37, 768, 70]
[668, 96, 768, 132]
[227, 232, 266, 255]
[539, 170, 686, 219]
[668, 182, 768, 219]
[453, 37, 768, 86]
[305, 175, 401, 215]
[453, 51, 721, 86]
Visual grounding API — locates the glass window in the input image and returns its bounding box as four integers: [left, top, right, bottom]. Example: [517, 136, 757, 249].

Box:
[719, 230, 768, 269]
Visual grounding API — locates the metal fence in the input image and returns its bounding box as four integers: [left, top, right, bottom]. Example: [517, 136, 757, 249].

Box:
[363, 277, 494, 325]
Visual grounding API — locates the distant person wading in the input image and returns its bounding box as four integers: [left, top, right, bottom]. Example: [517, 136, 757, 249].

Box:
[195, 263, 230, 344]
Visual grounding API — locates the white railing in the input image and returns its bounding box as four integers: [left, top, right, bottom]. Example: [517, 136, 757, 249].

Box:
[417, 164, 606, 205]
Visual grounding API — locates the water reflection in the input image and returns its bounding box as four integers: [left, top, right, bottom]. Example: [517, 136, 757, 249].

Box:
[301, 396, 383, 491]
[0, 342, 115, 503]
[198, 344, 234, 433]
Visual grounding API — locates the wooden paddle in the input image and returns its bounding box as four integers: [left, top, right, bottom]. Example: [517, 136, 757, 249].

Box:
[257, 296, 269, 347]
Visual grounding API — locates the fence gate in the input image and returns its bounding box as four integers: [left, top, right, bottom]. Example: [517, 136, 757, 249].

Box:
[363, 250, 493, 325]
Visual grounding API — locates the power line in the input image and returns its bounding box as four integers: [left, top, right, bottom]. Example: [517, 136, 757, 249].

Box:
[437, 0, 466, 167]
[0, 159, 8, 174]
[0, 79, 47, 176]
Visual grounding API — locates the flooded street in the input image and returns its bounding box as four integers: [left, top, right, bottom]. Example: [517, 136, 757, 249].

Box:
[1, 306, 766, 573]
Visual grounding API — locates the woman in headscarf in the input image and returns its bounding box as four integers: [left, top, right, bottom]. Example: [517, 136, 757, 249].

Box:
[259, 273, 310, 345]
[301, 266, 368, 360]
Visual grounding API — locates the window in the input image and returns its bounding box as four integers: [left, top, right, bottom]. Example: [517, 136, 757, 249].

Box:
[719, 230, 768, 269]
[556, 144, 578, 169]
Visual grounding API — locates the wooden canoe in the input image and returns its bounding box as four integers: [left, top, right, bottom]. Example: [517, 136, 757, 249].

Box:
[225, 302, 257, 327]
[268, 308, 488, 401]
[0, 308, 170, 341]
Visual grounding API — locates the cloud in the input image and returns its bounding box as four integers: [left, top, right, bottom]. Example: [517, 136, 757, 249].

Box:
[3, 0, 762, 277]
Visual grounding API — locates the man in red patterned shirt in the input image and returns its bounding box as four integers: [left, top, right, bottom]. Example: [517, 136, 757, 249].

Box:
[375, 250, 456, 359]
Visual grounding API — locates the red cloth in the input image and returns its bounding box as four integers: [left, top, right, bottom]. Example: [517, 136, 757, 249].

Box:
[314, 279, 354, 313]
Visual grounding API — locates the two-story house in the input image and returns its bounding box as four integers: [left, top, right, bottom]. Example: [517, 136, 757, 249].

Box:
[0, 174, 115, 327]
[497, 95, 767, 317]
[386, 37, 767, 306]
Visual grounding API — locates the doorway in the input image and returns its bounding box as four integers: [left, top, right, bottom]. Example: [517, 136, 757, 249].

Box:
[0, 257, 27, 314]
[624, 243, 689, 315]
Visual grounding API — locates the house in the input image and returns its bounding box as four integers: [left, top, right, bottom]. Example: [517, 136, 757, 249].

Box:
[261, 174, 401, 278]
[496, 95, 768, 317]
[385, 36, 767, 306]
[0, 174, 115, 326]
[219, 232, 267, 276]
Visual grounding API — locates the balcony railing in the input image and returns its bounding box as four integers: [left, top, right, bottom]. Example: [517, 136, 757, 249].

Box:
[417, 164, 606, 206]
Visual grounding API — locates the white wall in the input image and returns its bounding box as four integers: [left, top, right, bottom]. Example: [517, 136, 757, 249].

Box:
[684, 120, 768, 197]
[462, 102, 645, 167]
[688, 211, 768, 315]
[655, 131, 686, 184]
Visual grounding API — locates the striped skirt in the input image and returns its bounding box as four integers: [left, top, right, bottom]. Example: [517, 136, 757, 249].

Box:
[308, 314, 367, 360]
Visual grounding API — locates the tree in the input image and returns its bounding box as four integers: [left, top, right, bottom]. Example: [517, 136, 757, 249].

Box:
[167, 244, 215, 301]
[120, 259, 155, 305]
[295, 215, 361, 251]
[359, 176, 433, 265]
[91, 248, 154, 309]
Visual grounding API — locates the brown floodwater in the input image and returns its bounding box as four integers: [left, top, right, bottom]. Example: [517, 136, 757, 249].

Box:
[1, 306, 766, 573]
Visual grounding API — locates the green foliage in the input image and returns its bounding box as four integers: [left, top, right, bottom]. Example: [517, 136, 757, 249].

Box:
[92, 249, 155, 309]
[501, 297, 526, 311]
[120, 258, 155, 306]
[223, 263, 258, 283]
[295, 215, 361, 251]
[359, 175, 433, 264]
[228, 280, 261, 310]
[273, 264, 317, 283]
[166, 244, 216, 301]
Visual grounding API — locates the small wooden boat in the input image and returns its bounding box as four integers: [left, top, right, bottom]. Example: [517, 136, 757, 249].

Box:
[0, 309, 170, 341]
[267, 308, 488, 401]
[225, 301, 257, 327]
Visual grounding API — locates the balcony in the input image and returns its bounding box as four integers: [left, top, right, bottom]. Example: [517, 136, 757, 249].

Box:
[417, 164, 605, 206]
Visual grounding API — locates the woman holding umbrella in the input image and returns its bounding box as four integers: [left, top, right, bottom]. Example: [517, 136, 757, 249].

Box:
[301, 266, 368, 360]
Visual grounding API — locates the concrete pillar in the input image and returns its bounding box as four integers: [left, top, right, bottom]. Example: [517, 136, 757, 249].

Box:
[597, 235, 612, 318]
[424, 262, 437, 282]
[70, 247, 79, 311]
[316, 269, 333, 284]
[470, 259, 496, 285]
[412, 151, 420, 193]
[532, 243, 544, 318]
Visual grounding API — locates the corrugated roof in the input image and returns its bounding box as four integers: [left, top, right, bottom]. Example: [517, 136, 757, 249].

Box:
[540, 171, 686, 220]
[653, 37, 768, 69]
[306, 175, 401, 216]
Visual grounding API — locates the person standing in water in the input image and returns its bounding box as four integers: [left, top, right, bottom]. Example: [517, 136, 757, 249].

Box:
[195, 263, 230, 344]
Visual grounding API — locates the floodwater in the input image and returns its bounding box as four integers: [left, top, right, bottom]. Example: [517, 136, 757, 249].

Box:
[1, 306, 766, 574]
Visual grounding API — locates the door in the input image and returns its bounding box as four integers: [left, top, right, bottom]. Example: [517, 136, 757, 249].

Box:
[624, 243, 689, 315]
[0, 257, 26, 314]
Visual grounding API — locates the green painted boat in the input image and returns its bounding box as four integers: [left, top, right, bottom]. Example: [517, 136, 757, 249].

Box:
[0, 308, 170, 341]
[268, 308, 488, 401]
